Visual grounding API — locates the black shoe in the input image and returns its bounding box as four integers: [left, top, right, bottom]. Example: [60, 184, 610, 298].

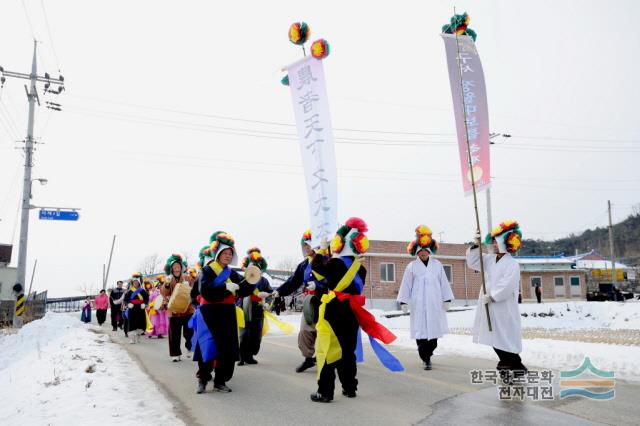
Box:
[245, 358, 258, 365]
[196, 381, 207, 394]
[423, 360, 432, 370]
[296, 357, 315, 373]
[342, 389, 357, 398]
[213, 384, 232, 393]
[157, 335, 164, 339]
[310, 392, 332, 403]
[237, 360, 245, 366]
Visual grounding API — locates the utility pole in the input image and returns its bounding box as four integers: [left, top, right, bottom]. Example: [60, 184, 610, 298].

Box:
[103, 235, 116, 290]
[1, 41, 65, 327]
[608, 200, 617, 286]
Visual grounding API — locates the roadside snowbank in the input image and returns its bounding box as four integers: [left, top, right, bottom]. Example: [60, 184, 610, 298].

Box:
[0, 313, 184, 426]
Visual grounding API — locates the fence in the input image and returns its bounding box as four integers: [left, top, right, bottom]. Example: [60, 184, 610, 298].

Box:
[0, 290, 48, 326]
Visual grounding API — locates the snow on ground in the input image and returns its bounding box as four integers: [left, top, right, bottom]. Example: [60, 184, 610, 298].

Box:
[0, 313, 185, 426]
[275, 301, 640, 382]
[375, 301, 640, 382]
[383, 301, 640, 331]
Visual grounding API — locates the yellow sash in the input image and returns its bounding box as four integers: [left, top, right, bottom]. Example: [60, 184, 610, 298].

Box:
[315, 259, 361, 378]
[209, 261, 246, 330]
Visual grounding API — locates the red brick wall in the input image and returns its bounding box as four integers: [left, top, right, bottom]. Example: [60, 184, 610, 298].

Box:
[366, 240, 587, 302]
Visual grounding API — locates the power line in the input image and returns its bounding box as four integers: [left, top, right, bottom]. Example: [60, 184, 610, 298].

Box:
[40, 0, 61, 71]
[65, 94, 640, 146]
[63, 106, 640, 153]
[19, 0, 36, 39]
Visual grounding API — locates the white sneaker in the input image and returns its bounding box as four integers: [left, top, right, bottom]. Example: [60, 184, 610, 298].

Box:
[172, 356, 181, 362]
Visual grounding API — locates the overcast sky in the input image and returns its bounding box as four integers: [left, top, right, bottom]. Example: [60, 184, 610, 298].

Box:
[1, 0, 638, 297]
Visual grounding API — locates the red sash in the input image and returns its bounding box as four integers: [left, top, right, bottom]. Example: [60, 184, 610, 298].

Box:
[333, 291, 396, 345]
[197, 294, 235, 305]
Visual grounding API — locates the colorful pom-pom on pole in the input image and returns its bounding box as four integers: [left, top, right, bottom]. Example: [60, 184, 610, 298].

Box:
[289, 22, 310, 45]
[311, 39, 330, 59]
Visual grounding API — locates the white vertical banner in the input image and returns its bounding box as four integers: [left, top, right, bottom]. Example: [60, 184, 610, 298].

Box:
[287, 56, 338, 246]
[442, 34, 491, 196]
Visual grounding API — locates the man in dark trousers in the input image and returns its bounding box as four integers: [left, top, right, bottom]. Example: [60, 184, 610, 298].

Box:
[271, 230, 328, 373]
[109, 281, 125, 331]
[190, 232, 256, 394]
[535, 284, 542, 303]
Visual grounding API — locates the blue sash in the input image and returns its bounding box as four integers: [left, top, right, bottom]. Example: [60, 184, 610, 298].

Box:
[211, 265, 231, 287]
[341, 257, 363, 293]
[354, 326, 403, 371]
[189, 307, 217, 363]
[130, 287, 143, 301]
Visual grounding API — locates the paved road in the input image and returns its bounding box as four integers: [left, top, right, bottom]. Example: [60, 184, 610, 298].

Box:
[100, 324, 638, 426]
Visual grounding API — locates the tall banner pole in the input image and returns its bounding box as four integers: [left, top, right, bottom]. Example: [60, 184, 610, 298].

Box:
[282, 23, 336, 247]
[442, 12, 492, 331]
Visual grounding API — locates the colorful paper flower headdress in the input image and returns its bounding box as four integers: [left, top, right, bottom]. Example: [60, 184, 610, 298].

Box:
[164, 253, 187, 276]
[485, 220, 522, 253]
[407, 225, 439, 256]
[241, 247, 268, 271]
[441, 12, 477, 41]
[330, 217, 369, 256]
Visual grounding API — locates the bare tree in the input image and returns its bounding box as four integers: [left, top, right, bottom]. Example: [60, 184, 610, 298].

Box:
[139, 253, 162, 276]
[76, 282, 98, 297]
[275, 257, 298, 273]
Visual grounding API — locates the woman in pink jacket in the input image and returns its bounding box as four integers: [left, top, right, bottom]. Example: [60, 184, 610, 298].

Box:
[94, 289, 110, 326]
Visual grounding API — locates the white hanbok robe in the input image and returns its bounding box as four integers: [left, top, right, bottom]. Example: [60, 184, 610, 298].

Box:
[397, 258, 455, 340]
[466, 247, 522, 353]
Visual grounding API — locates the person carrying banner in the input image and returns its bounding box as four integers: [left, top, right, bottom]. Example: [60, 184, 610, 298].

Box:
[109, 281, 126, 331]
[160, 253, 195, 362]
[466, 220, 527, 380]
[397, 226, 454, 371]
[310, 218, 402, 403]
[124, 274, 149, 344]
[190, 232, 255, 394]
[271, 230, 329, 373]
[238, 247, 273, 366]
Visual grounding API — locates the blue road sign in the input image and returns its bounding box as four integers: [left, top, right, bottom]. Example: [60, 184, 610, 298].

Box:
[39, 209, 79, 221]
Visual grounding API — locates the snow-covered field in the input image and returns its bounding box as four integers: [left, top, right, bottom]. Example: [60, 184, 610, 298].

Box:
[440, 300, 640, 330]
[275, 301, 640, 382]
[381, 301, 640, 382]
[0, 313, 184, 426]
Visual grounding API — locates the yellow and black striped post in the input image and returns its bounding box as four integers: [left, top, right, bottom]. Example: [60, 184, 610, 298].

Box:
[15, 293, 26, 318]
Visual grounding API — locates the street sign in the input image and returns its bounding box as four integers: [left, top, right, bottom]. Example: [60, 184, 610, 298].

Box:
[38, 209, 79, 221]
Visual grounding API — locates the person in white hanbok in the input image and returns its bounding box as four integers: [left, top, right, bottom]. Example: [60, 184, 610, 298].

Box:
[397, 225, 454, 370]
[466, 220, 527, 374]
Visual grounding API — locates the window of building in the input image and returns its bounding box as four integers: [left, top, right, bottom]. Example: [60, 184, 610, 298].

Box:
[554, 276, 565, 297]
[443, 265, 453, 283]
[531, 277, 541, 287]
[380, 263, 395, 282]
[570, 277, 580, 286]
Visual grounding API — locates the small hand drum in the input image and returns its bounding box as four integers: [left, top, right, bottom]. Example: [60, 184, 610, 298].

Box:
[243, 265, 262, 285]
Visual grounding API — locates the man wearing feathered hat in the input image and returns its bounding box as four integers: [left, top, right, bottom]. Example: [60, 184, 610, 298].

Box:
[271, 229, 329, 373]
[160, 253, 195, 362]
[238, 247, 273, 366]
[397, 225, 454, 371]
[190, 231, 255, 394]
[309, 218, 402, 402]
[467, 220, 527, 377]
